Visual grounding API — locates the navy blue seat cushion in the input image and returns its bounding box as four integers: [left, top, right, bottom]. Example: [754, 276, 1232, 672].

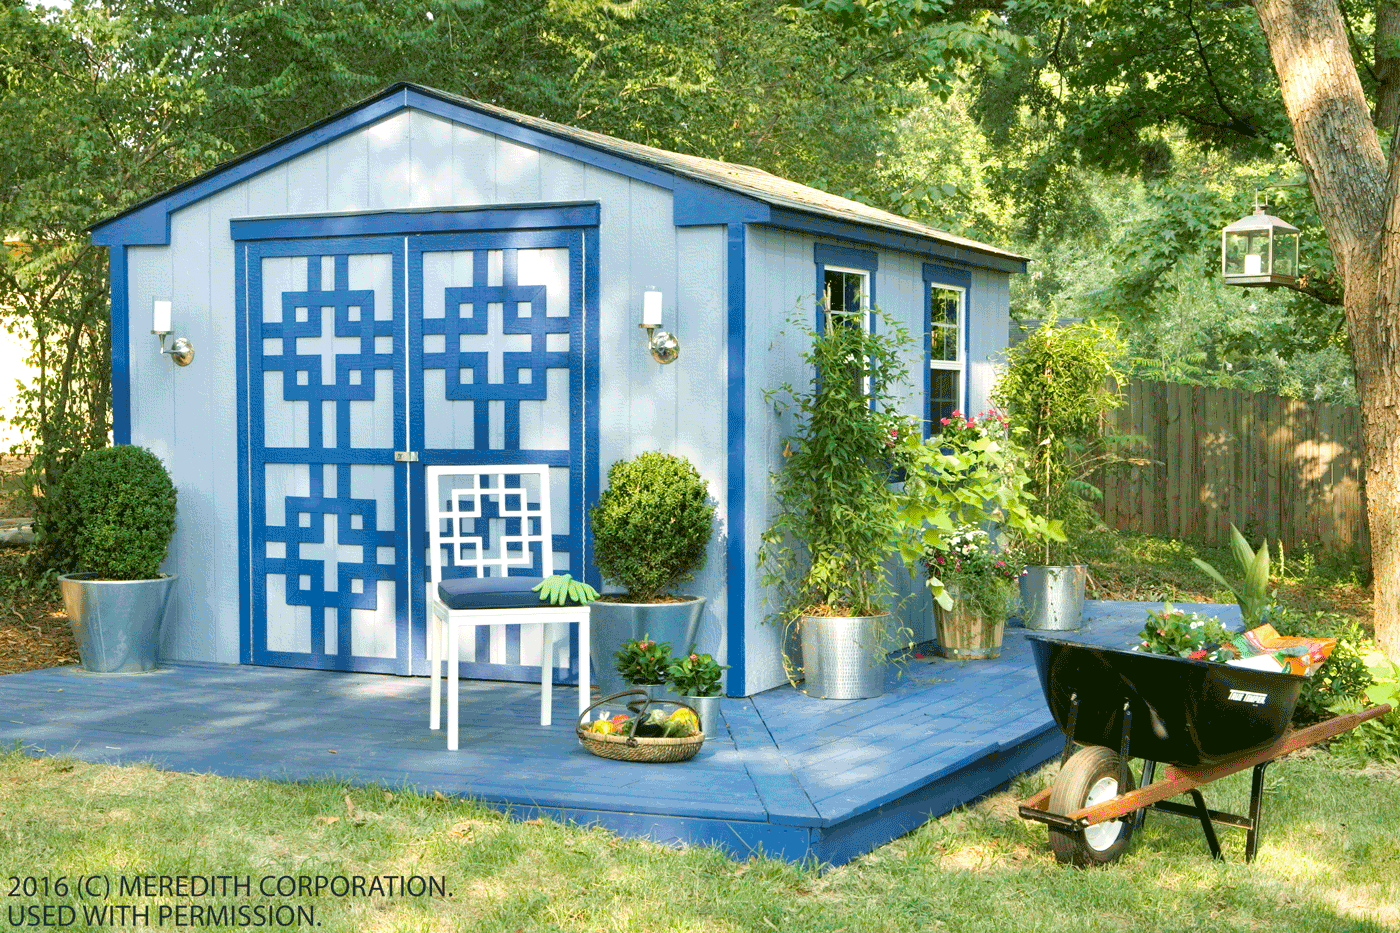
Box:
[436, 576, 586, 610]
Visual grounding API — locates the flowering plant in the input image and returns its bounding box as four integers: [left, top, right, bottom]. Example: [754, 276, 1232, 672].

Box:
[613, 637, 672, 684]
[935, 409, 1009, 447]
[1135, 605, 1235, 662]
[923, 526, 1022, 619]
[666, 651, 729, 697]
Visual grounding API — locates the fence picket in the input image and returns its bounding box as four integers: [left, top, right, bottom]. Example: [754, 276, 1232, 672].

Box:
[1099, 380, 1368, 559]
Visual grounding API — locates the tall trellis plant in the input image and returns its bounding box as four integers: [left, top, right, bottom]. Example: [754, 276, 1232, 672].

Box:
[758, 307, 918, 624]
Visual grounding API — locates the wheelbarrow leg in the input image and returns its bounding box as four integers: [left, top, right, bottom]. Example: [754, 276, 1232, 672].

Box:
[1186, 789, 1223, 860]
[1134, 760, 1158, 833]
[1061, 693, 1080, 766]
[1245, 761, 1270, 863]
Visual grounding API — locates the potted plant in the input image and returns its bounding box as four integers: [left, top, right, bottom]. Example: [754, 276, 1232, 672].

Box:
[758, 307, 917, 699]
[52, 445, 178, 672]
[895, 408, 1058, 654]
[992, 317, 1126, 631]
[667, 649, 728, 733]
[589, 452, 715, 696]
[924, 527, 1023, 659]
[612, 636, 673, 699]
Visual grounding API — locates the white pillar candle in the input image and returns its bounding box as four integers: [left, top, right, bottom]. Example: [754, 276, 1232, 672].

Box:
[153, 299, 172, 333]
[1244, 253, 1262, 275]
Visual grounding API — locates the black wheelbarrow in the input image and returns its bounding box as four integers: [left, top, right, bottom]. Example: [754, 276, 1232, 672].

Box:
[1018, 633, 1392, 866]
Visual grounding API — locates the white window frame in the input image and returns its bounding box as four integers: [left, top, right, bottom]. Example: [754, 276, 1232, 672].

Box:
[927, 281, 966, 426]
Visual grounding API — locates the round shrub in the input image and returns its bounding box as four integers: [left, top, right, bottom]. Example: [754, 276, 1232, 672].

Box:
[57, 446, 177, 580]
[590, 452, 714, 601]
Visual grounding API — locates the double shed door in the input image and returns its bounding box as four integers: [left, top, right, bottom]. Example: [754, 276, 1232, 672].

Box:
[239, 225, 596, 679]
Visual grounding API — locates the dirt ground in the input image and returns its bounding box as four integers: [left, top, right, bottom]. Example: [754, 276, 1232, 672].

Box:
[0, 456, 77, 673]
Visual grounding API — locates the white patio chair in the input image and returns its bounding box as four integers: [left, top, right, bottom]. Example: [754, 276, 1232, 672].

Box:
[425, 465, 591, 750]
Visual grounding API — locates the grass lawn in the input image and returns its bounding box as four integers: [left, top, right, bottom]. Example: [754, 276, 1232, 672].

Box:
[1, 745, 1396, 932]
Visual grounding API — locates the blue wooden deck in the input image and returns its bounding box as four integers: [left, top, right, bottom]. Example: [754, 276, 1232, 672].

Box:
[0, 601, 1234, 867]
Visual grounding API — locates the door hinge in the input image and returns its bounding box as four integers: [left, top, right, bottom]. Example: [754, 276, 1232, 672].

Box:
[394, 451, 419, 462]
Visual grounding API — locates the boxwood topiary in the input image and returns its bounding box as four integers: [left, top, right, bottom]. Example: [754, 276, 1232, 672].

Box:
[590, 452, 714, 602]
[57, 445, 177, 580]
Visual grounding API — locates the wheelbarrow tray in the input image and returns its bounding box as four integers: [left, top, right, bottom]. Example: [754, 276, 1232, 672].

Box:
[1028, 633, 1306, 768]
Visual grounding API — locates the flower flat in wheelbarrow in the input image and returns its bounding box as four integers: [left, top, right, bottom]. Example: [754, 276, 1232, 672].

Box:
[1017, 632, 1392, 866]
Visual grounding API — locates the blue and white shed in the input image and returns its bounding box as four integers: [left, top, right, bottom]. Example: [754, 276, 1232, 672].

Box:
[90, 83, 1026, 697]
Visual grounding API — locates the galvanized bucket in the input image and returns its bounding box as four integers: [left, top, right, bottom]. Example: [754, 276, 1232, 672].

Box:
[590, 596, 706, 696]
[799, 613, 888, 700]
[59, 573, 176, 672]
[1019, 565, 1086, 631]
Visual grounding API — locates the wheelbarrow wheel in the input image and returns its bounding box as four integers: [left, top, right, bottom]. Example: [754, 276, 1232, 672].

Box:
[1048, 745, 1136, 866]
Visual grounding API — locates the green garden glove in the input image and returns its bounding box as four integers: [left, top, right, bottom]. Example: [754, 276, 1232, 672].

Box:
[532, 573, 599, 606]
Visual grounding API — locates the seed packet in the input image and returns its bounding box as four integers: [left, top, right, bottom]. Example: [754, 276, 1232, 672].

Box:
[1224, 623, 1336, 676]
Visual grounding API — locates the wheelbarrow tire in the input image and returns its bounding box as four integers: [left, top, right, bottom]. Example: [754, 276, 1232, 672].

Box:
[1047, 745, 1136, 866]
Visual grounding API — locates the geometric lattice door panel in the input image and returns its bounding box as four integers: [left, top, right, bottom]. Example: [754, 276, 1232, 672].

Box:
[408, 230, 590, 683]
[239, 224, 597, 681]
[244, 240, 410, 674]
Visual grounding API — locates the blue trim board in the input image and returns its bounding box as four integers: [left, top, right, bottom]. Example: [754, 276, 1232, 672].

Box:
[231, 203, 601, 242]
[0, 603, 1178, 868]
[109, 247, 131, 445]
[725, 223, 747, 697]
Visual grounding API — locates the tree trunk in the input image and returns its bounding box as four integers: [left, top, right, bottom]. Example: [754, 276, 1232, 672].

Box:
[1254, 0, 1400, 658]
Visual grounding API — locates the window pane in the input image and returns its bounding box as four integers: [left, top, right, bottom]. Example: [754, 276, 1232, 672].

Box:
[930, 369, 960, 426]
[824, 269, 866, 325]
[930, 287, 961, 362]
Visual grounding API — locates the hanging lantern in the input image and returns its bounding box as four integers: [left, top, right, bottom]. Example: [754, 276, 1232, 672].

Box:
[1221, 200, 1300, 287]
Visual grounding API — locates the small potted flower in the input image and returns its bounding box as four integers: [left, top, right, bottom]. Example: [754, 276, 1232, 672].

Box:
[666, 650, 728, 733]
[613, 636, 673, 699]
[925, 526, 1023, 659]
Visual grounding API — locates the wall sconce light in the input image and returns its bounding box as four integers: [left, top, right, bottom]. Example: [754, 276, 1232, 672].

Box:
[639, 288, 679, 364]
[152, 299, 195, 366]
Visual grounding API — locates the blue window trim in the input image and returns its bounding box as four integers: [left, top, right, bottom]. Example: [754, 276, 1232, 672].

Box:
[726, 222, 747, 697]
[813, 243, 878, 332]
[923, 263, 973, 436]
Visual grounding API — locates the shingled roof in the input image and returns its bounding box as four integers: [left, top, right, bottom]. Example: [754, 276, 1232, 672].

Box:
[93, 82, 1027, 268]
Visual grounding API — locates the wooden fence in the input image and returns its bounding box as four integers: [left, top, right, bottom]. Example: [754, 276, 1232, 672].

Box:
[1099, 380, 1369, 560]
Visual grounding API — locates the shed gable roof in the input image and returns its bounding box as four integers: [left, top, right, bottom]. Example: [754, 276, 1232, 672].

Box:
[91, 83, 1026, 271]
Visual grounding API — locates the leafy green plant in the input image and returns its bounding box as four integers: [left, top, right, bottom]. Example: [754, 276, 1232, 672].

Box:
[758, 306, 917, 620]
[590, 452, 714, 602]
[1191, 524, 1273, 625]
[991, 316, 1127, 565]
[1134, 604, 1235, 661]
[51, 445, 176, 580]
[1328, 650, 1400, 764]
[1266, 607, 1373, 724]
[922, 526, 1022, 620]
[666, 651, 728, 698]
[896, 408, 1061, 608]
[613, 637, 673, 685]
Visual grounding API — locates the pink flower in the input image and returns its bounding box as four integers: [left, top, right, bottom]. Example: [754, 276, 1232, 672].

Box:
[689, 653, 698, 661]
[940, 417, 950, 426]
[1189, 649, 1207, 660]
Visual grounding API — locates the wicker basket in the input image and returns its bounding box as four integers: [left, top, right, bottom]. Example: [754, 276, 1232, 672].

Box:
[576, 691, 705, 763]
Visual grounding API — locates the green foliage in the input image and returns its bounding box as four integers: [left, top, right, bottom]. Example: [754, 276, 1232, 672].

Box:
[612, 637, 672, 686]
[992, 317, 1127, 563]
[923, 526, 1022, 620]
[1135, 604, 1235, 662]
[1190, 524, 1273, 626]
[591, 452, 714, 602]
[666, 650, 728, 698]
[1267, 607, 1374, 725]
[52, 445, 176, 580]
[1328, 650, 1400, 764]
[895, 409, 1061, 608]
[758, 307, 916, 619]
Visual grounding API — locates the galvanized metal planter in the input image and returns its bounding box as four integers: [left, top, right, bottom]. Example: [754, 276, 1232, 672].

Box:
[590, 596, 705, 696]
[799, 613, 888, 700]
[58, 573, 177, 673]
[679, 694, 722, 734]
[933, 591, 1004, 659]
[1020, 565, 1086, 631]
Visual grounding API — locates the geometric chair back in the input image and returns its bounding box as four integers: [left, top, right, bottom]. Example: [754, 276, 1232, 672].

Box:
[426, 465, 556, 585]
